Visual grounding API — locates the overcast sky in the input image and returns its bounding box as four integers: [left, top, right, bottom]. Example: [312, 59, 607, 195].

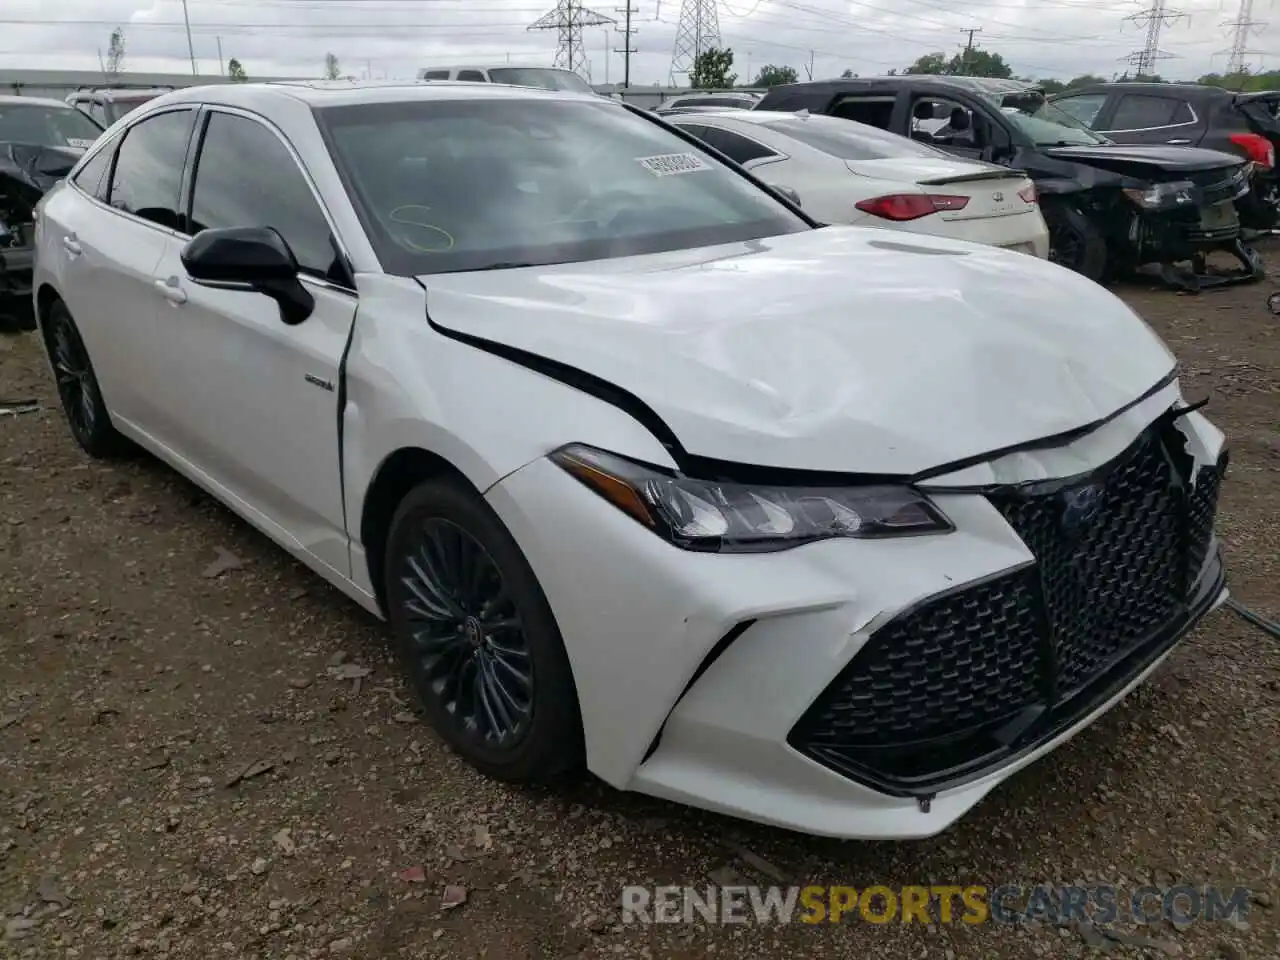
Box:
[2, 0, 1275, 87]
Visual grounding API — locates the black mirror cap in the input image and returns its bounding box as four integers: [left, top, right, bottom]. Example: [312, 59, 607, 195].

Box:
[181, 225, 298, 285]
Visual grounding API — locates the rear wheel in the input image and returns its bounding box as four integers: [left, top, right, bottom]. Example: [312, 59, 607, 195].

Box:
[1043, 201, 1108, 283]
[44, 299, 128, 458]
[384, 478, 583, 783]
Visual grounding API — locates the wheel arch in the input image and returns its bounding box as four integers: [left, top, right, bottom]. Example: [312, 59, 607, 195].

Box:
[358, 445, 481, 617]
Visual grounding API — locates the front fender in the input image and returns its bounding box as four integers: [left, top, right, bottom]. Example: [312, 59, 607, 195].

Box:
[341, 274, 677, 554]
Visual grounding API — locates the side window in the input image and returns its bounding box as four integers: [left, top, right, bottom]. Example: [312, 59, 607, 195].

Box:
[73, 141, 116, 201]
[1052, 94, 1108, 128]
[1172, 100, 1195, 124]
[422, 70, 450, 80]
[108, 109, 195, 231]
[830, 96, 895, 130]
[698, 126, 778, 165]
[456, 70, 487, 82]
[1108, 94, 1183, 130]
[189, 111, 341, 283]
[670, 121, 709, 141]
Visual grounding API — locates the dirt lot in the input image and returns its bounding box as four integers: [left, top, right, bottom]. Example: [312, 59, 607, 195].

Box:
[1, 261, 1278, 960]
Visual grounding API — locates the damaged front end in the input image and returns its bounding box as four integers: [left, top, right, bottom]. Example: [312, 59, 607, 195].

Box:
[1112, 161, 1262, 292]
[0, 142, 79, 331]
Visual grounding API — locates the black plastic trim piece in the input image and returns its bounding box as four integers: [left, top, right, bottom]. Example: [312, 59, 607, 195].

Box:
[790, 549, 1225, 799]
[640, 619, 756, 764]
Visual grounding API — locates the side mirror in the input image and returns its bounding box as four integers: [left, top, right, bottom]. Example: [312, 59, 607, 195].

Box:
[775, 185, 802, 207]
[180, 226, 315, 325]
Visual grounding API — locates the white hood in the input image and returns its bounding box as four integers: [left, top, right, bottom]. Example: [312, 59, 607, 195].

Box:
[422, 227, 1176, 476]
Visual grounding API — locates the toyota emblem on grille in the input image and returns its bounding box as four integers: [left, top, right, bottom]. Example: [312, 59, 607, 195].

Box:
[1060, 483, 1104, 534]
[992, 191, 1004, 202]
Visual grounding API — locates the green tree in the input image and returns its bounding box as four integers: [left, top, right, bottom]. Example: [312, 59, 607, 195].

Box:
[689, 47, 736, 88]
[106, 27, 126, 76]
[754, 64, 798, 87]
[1065, 73, 1108, 89]
[947, 48, 1012, 78]
[905, 52, 947, 75]
[324, 52, 342, 80]
[1037, 78, 1066, 95]
[1199, 69, 1280, 91]
[227, 58, 247, 81]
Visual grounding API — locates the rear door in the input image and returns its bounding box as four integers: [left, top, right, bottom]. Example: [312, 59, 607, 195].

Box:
[1095, 92, 1203, 146]
[46, 107, 198, 427]
[1047, 91, 1112, 130]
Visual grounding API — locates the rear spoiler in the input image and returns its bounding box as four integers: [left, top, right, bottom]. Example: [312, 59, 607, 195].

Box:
[914, 167, 1019, 186]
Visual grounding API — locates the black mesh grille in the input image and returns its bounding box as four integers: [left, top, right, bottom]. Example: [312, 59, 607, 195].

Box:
[801, 570, 1044, 748]
[790, 419, 1227, 794]
[989, 431, 1183, 694]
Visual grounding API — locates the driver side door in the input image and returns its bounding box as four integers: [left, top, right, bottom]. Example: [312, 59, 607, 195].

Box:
[149, 107, 358, 579]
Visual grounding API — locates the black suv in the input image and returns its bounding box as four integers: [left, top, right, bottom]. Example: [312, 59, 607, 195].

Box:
[754, 76, 1260, 290]
[1048, 81, 1280, 231]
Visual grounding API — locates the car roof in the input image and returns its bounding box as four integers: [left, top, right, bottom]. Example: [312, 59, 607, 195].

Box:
[148, 79, 605, 111]
[668, 109, 834, 125]
[419, 65, 578, 74]
[70, 87, 174, 101]
[772, 75, 1034, 95]
[0, 94, 77, 109]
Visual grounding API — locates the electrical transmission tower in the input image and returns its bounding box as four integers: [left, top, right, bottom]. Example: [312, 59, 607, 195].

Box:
[669, 0, 722, 84]
[1222, 0, 1266, 75]
[528, 0, 615, 78]
[1121, 0, 1186, 77]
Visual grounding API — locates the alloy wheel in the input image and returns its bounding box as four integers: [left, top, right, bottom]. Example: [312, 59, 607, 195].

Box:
[397, 518, 534, 747]
[49, 313, 98, 444]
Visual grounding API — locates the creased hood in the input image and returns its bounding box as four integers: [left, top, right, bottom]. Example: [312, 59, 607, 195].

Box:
[421, 227, 1177, 476]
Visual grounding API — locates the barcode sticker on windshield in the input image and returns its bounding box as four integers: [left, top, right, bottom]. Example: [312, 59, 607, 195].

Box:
[66, 138, 96, 148]
[636, 152, 711, 176]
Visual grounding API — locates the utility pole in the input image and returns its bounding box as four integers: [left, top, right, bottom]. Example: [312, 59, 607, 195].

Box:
[181, 0, 197, 74]
[959, 27, 981, 75]
[805, 48, 815, 80]
[217, 36, 224, 76]
[614, 0, 638, 87]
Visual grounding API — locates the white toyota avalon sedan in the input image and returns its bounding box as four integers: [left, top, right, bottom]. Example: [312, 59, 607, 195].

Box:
[31, 80, 1228, 839]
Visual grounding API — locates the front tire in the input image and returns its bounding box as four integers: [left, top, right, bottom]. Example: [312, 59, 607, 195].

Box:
[44, 299, 128, 458]
[1043, 200, 1108, 283]
[384, 478, 583, 783]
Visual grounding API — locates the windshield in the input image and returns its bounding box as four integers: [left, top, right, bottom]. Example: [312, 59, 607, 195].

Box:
[0, 103, 102, 150]
[318, 97, 807, 276]
[759, 116, 952, 160]
[104, 97, 158, 124]
[487, 68, 595, 94]
[985, 91, 1107, 146]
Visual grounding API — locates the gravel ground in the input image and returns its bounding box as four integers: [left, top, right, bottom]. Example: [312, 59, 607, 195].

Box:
[2, 261, 1278, 960]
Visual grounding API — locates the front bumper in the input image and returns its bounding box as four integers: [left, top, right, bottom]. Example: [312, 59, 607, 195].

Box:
[485, 393, 1228, 839]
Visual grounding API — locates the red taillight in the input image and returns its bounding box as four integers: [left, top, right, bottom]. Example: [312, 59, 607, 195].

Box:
[1018, 183, 1037, 204]
[1229, 132, 1274, 168]
[854, 193, 969, 221]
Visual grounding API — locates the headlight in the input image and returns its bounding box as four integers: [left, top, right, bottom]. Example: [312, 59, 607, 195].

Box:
[550, 444, 953, 553]
[1122, 180, 1195, 210]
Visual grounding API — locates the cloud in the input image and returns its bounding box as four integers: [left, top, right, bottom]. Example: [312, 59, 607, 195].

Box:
[1, 0, 1272, 85]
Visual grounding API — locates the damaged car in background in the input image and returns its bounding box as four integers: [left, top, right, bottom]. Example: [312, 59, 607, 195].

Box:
[755, 75, 1262, 290]
[0, 96, 102, 330]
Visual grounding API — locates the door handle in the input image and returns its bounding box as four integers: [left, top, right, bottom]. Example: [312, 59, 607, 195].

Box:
[155, 277, 188, 305]
[1166, 138, 1192, 144]
[62, 235, 81, 256]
